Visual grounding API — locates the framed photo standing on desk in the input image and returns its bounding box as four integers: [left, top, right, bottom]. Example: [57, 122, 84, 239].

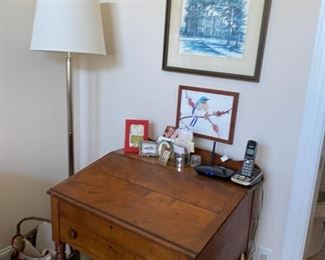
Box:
[124, 119, 149, 153]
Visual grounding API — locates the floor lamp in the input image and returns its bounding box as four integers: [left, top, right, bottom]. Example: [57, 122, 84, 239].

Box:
[30, 0, 106, 177]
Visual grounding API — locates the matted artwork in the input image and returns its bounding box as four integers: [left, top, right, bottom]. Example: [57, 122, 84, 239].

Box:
[124, 119, 149, 153]
[139, 141, 158, 157]
[163, 0, 272, 81]
[176, 85, 239, 144]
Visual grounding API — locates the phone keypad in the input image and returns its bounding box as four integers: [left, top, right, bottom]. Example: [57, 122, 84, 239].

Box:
[242, 160, 254, 176]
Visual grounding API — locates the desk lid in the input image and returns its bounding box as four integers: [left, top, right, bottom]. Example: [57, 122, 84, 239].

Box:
[49, 150, 249, 255]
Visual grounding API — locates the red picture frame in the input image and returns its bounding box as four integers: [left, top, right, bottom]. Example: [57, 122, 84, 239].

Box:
[124, 119, 149, 153]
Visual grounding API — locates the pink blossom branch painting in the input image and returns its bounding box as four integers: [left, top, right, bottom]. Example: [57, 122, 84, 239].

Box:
[176, 85, 239, 144]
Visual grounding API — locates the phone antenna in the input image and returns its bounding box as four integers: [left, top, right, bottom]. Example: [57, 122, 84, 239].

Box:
[210, 141, 216, 166]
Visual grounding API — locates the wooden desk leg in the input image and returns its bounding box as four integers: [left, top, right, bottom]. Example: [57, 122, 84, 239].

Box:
[55, 242, 66, 260]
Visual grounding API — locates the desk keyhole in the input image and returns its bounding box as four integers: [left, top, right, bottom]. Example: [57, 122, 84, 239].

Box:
[68, 229, 78, 240]
[109, 225, 113, 230]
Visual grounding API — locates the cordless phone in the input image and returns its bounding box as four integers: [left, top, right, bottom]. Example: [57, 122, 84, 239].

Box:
[241, 140, 258, 176]
[231, 140, 263, 186]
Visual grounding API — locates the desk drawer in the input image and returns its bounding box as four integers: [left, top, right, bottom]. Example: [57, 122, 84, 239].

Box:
[59, 200, 191, 260]
[60, 217, 141, 260]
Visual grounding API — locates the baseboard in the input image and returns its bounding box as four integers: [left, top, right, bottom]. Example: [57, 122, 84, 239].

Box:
[0, 246, 11, 260]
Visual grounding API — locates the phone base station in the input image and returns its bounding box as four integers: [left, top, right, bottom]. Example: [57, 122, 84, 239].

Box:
[231, 168, 263, 186]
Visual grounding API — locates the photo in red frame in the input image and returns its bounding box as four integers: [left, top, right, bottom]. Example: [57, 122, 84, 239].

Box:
[124, 119, 149, 153]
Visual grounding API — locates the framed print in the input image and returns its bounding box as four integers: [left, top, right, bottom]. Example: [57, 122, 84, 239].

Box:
[124, 119, 149, 153]
[162, 0, 272, 81]
[139, 141, 158, 157]
[176, 85, 239, 144]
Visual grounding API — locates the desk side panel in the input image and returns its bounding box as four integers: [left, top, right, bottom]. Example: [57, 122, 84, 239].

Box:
[197, 192, 253, 260]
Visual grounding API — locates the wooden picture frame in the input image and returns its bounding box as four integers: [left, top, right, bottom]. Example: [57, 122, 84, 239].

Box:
[162, 0, 272, 82]
[124, 119, 149, 153]
[176, 85, 239, 144]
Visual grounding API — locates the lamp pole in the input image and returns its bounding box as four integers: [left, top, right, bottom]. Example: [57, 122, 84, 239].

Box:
[66, 52, 74, 176]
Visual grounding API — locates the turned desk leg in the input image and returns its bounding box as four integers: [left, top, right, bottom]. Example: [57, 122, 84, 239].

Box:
[55, 242, 66, 260]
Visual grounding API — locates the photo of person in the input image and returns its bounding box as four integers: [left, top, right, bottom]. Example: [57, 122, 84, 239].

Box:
[163, 126, 177, 139]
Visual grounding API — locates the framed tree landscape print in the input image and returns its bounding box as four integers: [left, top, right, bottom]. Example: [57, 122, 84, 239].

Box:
[162, 0, 272, 81]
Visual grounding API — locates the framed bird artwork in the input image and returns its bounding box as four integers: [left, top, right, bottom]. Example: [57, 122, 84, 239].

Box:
[176, 85, 239, 144]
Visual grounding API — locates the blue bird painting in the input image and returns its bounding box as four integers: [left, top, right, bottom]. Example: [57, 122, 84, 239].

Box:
[190, 96, 209, 127]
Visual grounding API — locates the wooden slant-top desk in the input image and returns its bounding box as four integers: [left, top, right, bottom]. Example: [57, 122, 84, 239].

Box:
[48, 149, 257, 260]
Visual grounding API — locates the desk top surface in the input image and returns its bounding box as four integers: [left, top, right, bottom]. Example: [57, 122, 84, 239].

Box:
[49, 150, 250, 256]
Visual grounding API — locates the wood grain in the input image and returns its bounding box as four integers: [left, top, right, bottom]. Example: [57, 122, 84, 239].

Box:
[197, 192, 253, 260]
[59, 201, 191, 260]
[49, 149, 256, 259]
[51, 196, 60, 242]
[55, 242, 66, 260]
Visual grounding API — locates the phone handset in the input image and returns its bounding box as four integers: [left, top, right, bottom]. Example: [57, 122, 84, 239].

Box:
[231, 140, 263, 186]
[241, 140, 258, 176]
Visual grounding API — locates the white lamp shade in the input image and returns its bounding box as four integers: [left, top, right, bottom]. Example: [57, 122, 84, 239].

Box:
[31, 0, 106, 55]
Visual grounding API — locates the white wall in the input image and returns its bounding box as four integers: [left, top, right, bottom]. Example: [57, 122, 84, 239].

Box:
[0, 0, 321, 258]
[77, 0, 320, 258]
[0, 1, 69, 249]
